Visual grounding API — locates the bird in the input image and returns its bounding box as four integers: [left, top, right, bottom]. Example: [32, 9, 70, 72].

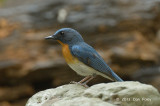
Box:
[45, 28, 123, 86]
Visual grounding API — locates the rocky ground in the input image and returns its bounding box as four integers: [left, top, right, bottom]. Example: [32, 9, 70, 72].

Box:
[0, 0, 160, 105]
[26, 82, 160, 106]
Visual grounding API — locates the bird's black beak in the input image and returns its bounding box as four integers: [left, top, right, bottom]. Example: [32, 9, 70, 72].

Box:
[45, 35, 55, 40]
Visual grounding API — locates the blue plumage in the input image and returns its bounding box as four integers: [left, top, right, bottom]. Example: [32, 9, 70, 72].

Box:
[71, 42, 123, 81]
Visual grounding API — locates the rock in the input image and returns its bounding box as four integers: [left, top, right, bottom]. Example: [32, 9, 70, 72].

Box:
[26, 81, 160, 106]
[54, 97, 114, 106]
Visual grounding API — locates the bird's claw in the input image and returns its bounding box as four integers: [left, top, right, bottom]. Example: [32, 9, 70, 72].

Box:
[69, 81, 89, 88]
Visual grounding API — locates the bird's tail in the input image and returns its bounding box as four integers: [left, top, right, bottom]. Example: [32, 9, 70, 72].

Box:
[106, 67, 123, 82]
[110, 71, 123, 82]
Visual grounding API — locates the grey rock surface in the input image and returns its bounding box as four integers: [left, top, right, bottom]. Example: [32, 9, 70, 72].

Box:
[26, 81, 160, 106]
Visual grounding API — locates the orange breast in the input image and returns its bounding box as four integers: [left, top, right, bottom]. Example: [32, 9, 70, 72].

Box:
[57, 40, 77, 63]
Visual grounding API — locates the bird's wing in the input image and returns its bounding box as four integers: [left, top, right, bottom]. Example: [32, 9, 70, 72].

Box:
[71, 43, 123, 81]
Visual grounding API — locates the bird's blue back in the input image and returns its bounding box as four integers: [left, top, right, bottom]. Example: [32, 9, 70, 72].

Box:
[71, 42, 123, 81]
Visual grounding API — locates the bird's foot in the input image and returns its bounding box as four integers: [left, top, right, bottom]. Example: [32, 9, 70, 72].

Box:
[69, 81, 89, 88]
[69, 81, 77, 84]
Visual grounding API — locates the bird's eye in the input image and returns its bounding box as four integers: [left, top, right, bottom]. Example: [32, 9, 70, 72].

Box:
[60, 31, 64, 35]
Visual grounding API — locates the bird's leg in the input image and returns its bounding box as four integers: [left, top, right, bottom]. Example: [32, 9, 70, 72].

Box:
[69, 76, 91, 88]
[82, 75, 96, 85]
[79, 75, 96, 87]
[70, 75, 96, 88]
[79, 76, 91, 83]
[69, 76, 91, 84]
[77, 76, 92, 88]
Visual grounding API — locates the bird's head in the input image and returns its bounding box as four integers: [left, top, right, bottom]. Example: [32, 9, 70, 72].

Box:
[45, 28, 84, 45]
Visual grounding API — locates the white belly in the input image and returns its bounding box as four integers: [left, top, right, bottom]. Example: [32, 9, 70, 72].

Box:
[68, 59, 107, 78]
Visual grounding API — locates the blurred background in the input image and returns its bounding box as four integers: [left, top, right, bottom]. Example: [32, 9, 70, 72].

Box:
[0, 0, 160, 105]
